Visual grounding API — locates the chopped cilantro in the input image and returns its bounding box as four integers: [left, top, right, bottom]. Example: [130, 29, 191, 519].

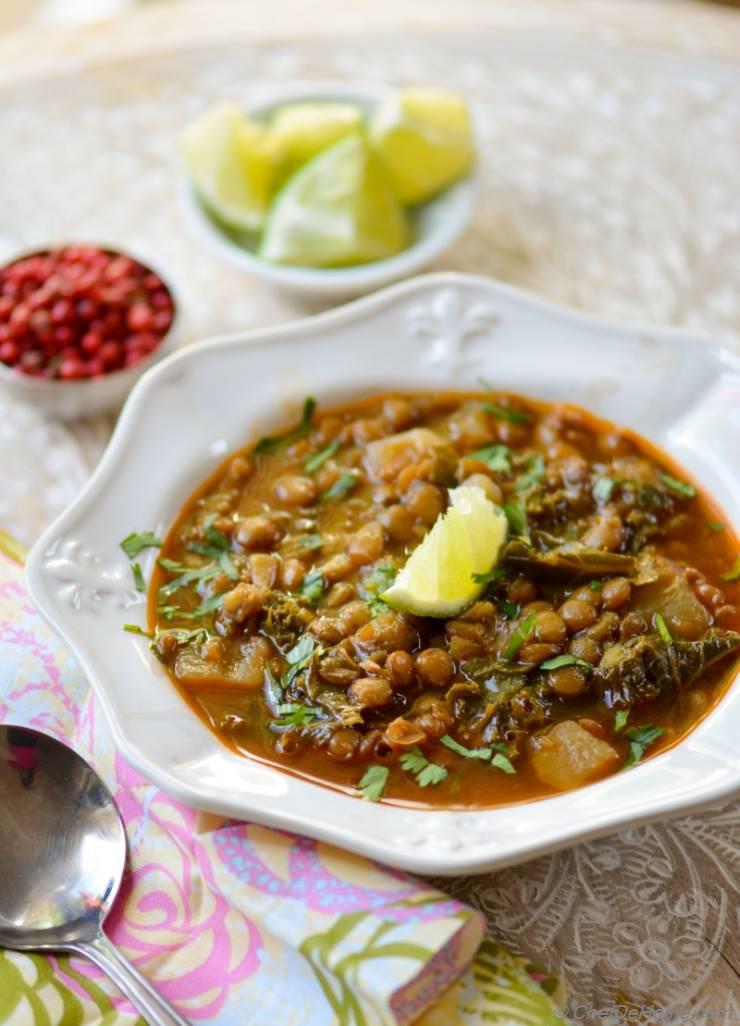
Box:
[589, 580, 603, 592]
[204, 524, 230, 551]
[361, 564, 398, 615]
[540, 653, 591, 671]
[120, 531, 162, 559]
[358, 765, 390, 802]
[706, 521, 725, 533]
[472, 566, 509, 585]
[515, 454, 545, 492]
[721, 557, 740, 582]
[275, 702, 323, 727]
[440, 735, 492, 761]
[502, 611, 537, 661]
[320, 473, 357, 502]
[654, 612, 673, 644]
[283, 635, 317, 685]
[400, 747, 449, 787]
[254, 397, 316, 455]
[304, 439, 341, 474]
[593, 477, 615, 503]
[503, 500, 529, 539]
[157, 563, 222, 599]
[218, 551, 239, 579]
[131, 563, 145, 593]
[469, 444, 511, 474]
[659, 473, 696, 499]
[622, 724, 666, 770]
[491, 752, 516, 775]
[122, 623, 152, 637]
[482, 403, 531, 425]
[500, 600, 520, 621]
[614, 709, 630, 733]
[298, 533, 323, 551]
[157, 592, 224, 620]
[300, 569, 325, 604]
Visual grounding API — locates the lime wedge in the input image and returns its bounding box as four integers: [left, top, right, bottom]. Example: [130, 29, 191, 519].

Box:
[369, 87, 475, 204]
[381, 485, 508, 618]
[269, 102, 364, 173]
[259, 133, 409, 268]
[180, 104, 280, 233]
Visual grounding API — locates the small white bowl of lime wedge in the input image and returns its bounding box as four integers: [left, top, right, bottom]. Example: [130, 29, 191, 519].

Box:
[178, 82, 476, 298]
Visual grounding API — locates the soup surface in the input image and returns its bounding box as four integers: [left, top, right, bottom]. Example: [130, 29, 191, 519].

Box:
[142, 392, 740, 807]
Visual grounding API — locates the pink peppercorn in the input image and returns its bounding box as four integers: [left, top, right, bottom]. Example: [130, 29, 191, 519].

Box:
[0, 246, 173, 380]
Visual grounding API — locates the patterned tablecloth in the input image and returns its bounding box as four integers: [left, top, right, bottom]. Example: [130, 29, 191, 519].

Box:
[1, 3, 739, 1022]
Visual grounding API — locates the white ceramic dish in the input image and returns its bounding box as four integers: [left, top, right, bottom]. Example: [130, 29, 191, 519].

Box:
[178, 82, 476, 298]
[25, 272, 740, 875]
[0, 245, 184, 420]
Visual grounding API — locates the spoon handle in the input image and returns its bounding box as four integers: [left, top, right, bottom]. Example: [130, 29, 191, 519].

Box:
[70, 932, 190, 1026]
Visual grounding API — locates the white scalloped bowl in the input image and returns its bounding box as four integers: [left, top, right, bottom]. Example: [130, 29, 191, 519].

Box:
[25, 273, 740, 875]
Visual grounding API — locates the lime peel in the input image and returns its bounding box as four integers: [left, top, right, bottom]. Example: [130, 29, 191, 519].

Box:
[380, 485, 508, 618]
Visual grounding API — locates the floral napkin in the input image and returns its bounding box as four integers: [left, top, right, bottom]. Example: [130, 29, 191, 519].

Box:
[0, 544, 563, 1026]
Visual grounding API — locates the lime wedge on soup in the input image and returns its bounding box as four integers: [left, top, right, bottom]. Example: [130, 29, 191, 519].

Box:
[180, 104, 280, 233]
[259, 133, 409, 267]
[381, 485, 508, 617]
[369, 87, 475, 204]
[269, 101, 364, 173]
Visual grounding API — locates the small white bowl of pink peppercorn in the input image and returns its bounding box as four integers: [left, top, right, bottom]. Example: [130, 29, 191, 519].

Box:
[0, 244, 183, 419]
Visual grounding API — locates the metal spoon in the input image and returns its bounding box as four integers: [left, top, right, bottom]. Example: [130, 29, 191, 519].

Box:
[0, 724, 189, 1026]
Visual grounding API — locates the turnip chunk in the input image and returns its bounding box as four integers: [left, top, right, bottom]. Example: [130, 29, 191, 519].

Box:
[529, 720, 620, 791]
[363, 428, 454, 483]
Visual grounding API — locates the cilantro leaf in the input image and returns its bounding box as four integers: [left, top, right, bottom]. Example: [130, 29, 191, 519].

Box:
[614, 709, 630, 733]
[275, 702, 323, 727]
[503, 500, 529, 539]
[469, 444, 511, 474]
[502, 611, 537, 661]
[472, 566, 508, 585]
[417, 763, 449, 787]
[622, 724, 666, 770]
[304, 439, 341, 474]
[515, 454, 545, 492]
[283, 635, 317, 685]
[654, 612, 673, 644]
[358, 765, 389, 802]
[122, 623, 152, 637]
[721, 557, 740, 583]
[205, 524, 230, 551]
[659, 473, 696, 499]
[120, 531, 163, 559]
[589, 580, 603, 592]
[320, 473, 357, 502]
[593, 477, 615, 503]
[298, 533, 323, 551]
[440, 735, 492, 761]
[131, 563, 145, 593]
[491, 752, 516, 775]
[254, 397, 316, 455]
[482, 403, 531, 425]
[157, 591, 224, 620]
[361, 564, 398, 615]
[706, 521, 725, 533]
[300, 569, 325, 604]
[399, 747, 448, 787]
[500, 600, 520, 621]
[540, 653, 591, 671]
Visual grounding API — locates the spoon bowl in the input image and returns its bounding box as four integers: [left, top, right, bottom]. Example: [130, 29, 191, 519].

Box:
[0, 724, 188, 1026]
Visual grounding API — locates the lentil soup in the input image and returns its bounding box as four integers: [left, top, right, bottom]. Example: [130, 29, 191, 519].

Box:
[143, 392, 740, 808]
